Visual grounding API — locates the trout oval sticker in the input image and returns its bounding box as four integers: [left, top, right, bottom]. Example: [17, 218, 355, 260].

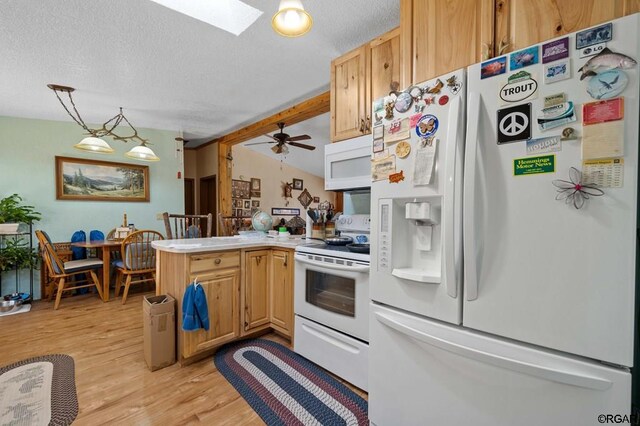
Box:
[500, 70, 538, 103]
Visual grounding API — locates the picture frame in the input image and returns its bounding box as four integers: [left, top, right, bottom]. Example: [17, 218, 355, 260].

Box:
[55, 156, 149, 202]
[231, 179, 251, 199]
[242, 209, 251, 218]
[251, 200, 260, 208]
[243, 200, 251, 209]
[272, 208, 300, 216]
[292, 178, 304, 190]
[251, 190, 261, 198]
[250, 178, 261, 191]
[313, 196, 320, 203]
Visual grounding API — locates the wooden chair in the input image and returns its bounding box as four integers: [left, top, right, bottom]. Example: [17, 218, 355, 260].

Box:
[218, 213, 231, 236]
[163, 212, 213, 239]
[35, 230, 104, 310]
[114, 230, 164, 304]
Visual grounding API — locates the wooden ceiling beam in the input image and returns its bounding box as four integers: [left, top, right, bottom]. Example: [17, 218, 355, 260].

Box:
[198, 91, 330, 150]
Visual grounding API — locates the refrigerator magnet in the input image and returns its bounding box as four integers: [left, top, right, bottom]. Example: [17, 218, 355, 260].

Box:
[537, 102, 577, 131]
[583, 98, 624, 125]
[543, 59, 571, 84]
[426, 79, 444, 95]
[446, 74, 462, 94]
[481, 56, 507, 79]
[543, 93, 567, 108]
[552, 167, 604, 209]
[373, 138, 384, 154]
[388, 170, 405, 183]
[586, 69, 629, 100]
[395, 141, 411, 159]
[500, 70, 538, 104]
[373, 125, 384, 140]
[541, 37, 569, 63]
[576, 23, 612, 50]
[526, 136, 562, 156]
[497, 103, 531, 144]
[509, 46, 539, 70]
[416, 115, 439, 138]
[438, 95, 449, 106]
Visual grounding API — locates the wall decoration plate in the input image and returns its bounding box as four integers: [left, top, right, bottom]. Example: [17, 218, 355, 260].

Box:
[586, 69, 628, 100]
[297, 188, 313, 208]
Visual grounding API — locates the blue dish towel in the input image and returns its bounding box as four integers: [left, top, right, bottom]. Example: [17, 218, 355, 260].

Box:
[182, 282, 210, 331]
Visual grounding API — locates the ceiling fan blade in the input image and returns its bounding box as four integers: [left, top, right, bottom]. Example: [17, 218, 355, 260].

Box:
[288, 142, 316, 151]
[245, 141, 275, 146]
[286, 134, 311, 142]
[266, 133, 281, 142]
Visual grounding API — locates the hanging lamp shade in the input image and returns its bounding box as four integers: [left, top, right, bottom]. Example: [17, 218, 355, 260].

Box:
[74, 137, 115, 153]
[125, 144, 160, 162]
[272, 0, 312, 37]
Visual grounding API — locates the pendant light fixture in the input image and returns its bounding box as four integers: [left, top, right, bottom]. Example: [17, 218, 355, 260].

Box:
[47, 84, 160, 161]
[272, 0, 312, 37]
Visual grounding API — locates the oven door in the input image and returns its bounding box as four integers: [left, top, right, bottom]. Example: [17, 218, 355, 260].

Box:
[294, 252, 370, 341]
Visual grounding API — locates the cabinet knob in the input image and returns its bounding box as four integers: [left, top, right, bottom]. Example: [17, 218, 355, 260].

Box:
[215, 258, 221, 265]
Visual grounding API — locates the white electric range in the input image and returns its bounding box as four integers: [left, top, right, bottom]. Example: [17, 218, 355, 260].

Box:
[293, 214, 370, 391]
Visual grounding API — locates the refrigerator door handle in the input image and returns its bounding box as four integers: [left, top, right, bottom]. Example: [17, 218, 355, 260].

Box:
[443, 96, 462, 298]
[463, 92, 480, 301]
[374, 310, 613, 391]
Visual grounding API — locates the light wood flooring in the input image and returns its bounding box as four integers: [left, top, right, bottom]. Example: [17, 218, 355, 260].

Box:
[0, 290, 366, 425]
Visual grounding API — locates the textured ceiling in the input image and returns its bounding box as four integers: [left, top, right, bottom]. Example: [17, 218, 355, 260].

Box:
[0, 0, 399, 143]
[238, 112, 330, 178]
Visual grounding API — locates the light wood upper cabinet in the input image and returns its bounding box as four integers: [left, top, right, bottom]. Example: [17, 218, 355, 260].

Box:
[243, 250, 270, 332]
[330, 27, 402, 142]
[270, 249, 293, 336]
[404, 0, 494, 84]
[495, 0, 640, 54]
[369, 28, 401, 103]
[183, 268, 239, 358]
[330, 46, 368, 142]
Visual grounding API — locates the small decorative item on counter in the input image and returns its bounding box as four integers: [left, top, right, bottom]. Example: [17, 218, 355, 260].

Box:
[285, 215, 306, 235]
[311, 223, 324, 240]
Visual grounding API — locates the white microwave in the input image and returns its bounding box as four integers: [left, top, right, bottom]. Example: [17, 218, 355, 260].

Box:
[324, 135, 371, 191]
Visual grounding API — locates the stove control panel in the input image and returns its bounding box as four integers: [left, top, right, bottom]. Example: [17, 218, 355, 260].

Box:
[336, 214, 371, 233]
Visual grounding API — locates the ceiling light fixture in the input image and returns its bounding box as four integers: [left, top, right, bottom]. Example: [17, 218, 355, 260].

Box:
[47, 84, 160, 161]
[272, 0, 312, 37]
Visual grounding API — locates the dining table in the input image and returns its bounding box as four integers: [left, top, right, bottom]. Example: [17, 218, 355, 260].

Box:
[70, 240, 122, 302]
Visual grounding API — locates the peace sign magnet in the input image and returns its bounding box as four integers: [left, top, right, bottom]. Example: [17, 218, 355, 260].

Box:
[497, 103, 531, 144]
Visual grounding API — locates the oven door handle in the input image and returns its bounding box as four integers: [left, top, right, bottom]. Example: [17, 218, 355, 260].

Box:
[294, 254, 370, 273]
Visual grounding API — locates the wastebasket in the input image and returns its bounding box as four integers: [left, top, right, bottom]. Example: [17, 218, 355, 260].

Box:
[143, 294, 176, 371]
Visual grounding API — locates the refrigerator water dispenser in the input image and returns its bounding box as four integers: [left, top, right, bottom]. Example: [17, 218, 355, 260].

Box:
[377, 198, 442, 284]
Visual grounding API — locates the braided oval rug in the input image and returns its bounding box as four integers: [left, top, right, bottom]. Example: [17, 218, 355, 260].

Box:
[0, 354, 78, 426]
[214, 339, 368, 426]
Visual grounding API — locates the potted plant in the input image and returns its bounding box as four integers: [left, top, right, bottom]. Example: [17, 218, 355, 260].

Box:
[0, 239, 38, 272]
[0, 194, 41, 234]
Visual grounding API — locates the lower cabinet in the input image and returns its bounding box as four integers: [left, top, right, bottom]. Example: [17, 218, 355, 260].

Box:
[270, 249, 293, 335]
[182, 268, 240, 358]
[243, 250, 270, 331]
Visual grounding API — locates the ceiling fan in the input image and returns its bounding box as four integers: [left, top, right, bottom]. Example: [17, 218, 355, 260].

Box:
[245, 122, 314, 154]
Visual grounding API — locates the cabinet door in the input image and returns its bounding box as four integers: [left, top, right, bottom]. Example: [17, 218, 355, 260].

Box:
[183, 269, 239, 358]
[409, 0, 494, 83]
[495, 0, 640, 54]
[330, 45, 368, 142]
[369, 27, 401, 103]
[270, 250, 293, 336]
[243, 250, 270, 331]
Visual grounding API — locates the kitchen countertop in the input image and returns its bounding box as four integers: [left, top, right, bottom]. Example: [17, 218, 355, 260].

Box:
[152, 235, 320, 253]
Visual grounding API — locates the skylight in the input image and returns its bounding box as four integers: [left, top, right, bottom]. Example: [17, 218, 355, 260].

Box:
[149, 0, 263, 36]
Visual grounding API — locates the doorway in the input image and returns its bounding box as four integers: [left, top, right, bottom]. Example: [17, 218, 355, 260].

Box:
[184, 178, 195, 215]
[200, 175, 217, 235]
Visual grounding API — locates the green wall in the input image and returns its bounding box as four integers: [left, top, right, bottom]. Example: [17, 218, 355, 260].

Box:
[0, 116, 184, 298]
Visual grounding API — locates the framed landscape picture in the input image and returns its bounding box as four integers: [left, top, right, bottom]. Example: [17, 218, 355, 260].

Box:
[55, 156, 149, 202]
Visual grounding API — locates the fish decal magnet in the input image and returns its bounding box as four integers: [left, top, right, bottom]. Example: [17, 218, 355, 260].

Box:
[481, 57, 507, 79]
[586, 69, 629, 100]
[578, 47, 637, 80]
[510, 46, 539, 70]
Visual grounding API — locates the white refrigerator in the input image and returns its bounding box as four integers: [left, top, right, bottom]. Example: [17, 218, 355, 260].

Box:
[369, 13, 639, 425]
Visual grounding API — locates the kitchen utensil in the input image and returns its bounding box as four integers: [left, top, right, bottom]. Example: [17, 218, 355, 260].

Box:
[346, 243, 370, 254]
[324, 236, 353, 246]
[0, 299, 22, 313]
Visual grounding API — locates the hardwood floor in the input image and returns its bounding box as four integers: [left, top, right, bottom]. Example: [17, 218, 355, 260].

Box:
[0, 291, 367, 425]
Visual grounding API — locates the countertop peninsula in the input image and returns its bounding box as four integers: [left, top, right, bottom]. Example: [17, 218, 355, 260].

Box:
[152, 235, 318, 253]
